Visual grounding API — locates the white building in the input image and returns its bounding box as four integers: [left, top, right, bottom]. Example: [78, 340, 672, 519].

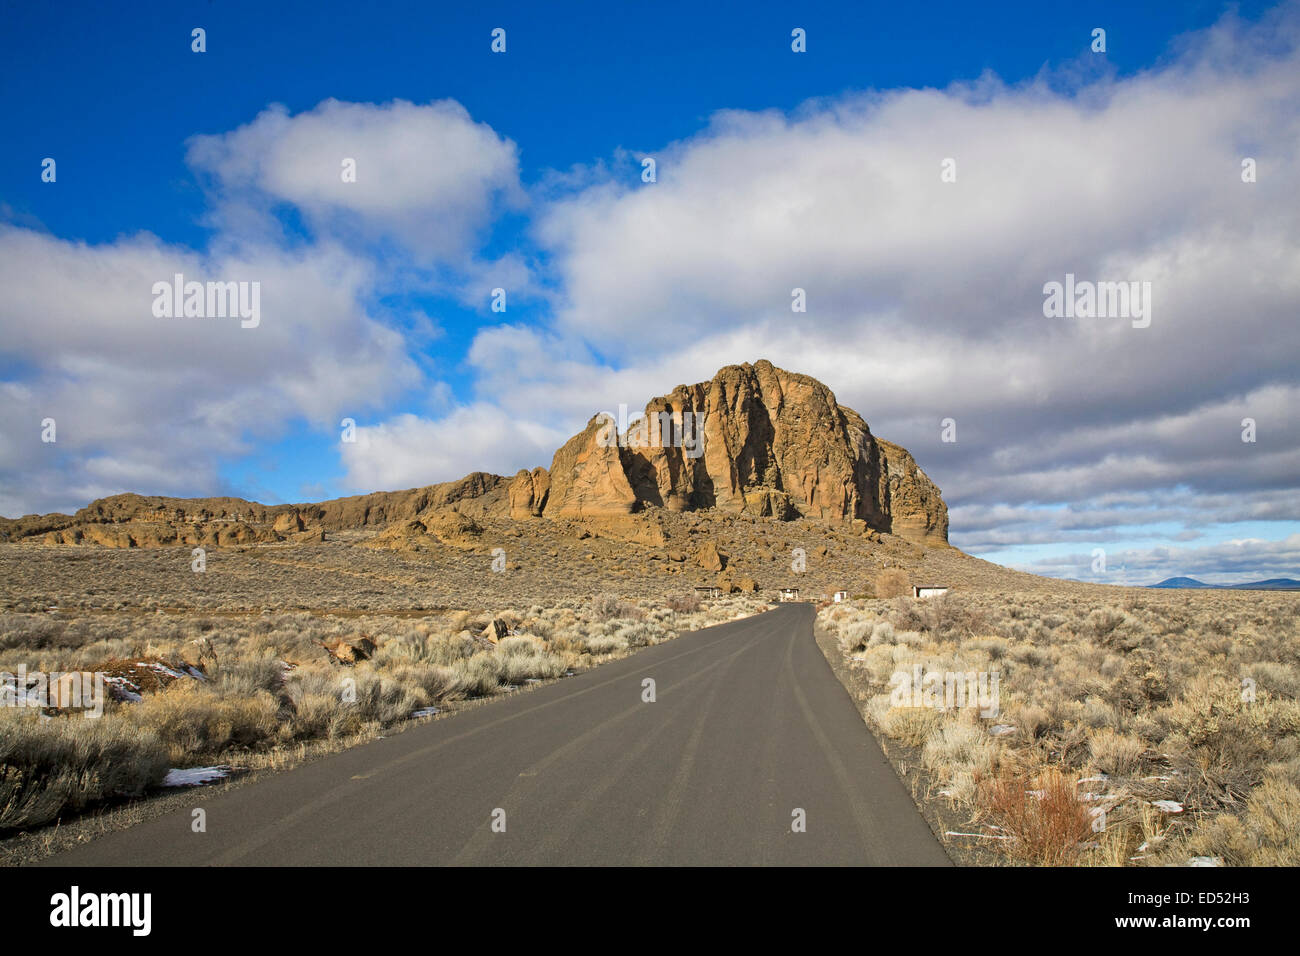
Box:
[912, 586, 950, 599]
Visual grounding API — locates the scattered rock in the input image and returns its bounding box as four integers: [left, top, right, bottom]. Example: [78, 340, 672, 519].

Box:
[321, 636, 376, 665]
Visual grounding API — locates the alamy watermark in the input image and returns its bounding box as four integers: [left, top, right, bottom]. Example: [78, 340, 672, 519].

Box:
[1043, 273, 1151, 329]
[890, 665, 1000, 718]
[594, 404, 704, 459]
[152, 273, 260, 328]
[50, 886, 151, 936]
[2, 665, 106, 717]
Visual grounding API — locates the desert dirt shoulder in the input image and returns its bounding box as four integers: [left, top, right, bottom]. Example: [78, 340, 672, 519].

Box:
[813, 616, 999, 866]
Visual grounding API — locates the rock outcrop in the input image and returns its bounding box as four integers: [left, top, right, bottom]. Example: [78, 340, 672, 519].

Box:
[299, 472, 507, 528]
[541, 417, 638, 519]
[507, 467, 551, 519]
[5, 361, 948, 547]
[520, 360, 948, 544]
[15, 491, 326, 549]
[363, 507, 484, 552]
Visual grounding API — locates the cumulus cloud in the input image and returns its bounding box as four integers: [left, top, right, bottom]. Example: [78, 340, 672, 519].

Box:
[1, 96, 534, 515]
[187, 98, 525, 264]
[340, 407, 567, 492]
[0, 226, 420, 515]
[511, 5, 1300, 575]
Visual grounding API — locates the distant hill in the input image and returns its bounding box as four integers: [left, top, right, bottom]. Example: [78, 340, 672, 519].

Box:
[1150, 577, 1300, 591]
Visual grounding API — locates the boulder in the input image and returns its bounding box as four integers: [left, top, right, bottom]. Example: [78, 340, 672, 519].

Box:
[322, 636, 376, 665]
[716, 573, 758, 594]
[695, 540, 727, 572]
[421, 508, 483, 546]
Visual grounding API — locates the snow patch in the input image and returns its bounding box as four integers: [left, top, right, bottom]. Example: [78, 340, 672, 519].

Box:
[147, 662, 190, 681]
[162, 766, 231, 788]
[105, 676, 142, 703]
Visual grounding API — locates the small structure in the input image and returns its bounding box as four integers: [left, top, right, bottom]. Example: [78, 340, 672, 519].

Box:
[694, 586, 722, 599]
[833, 590, 850, 603]
[779, 587, 801, 603]
[912, 585, 950, 599]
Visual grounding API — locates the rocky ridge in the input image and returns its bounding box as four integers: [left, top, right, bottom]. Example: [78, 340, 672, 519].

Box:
[2, 361, 948, 550]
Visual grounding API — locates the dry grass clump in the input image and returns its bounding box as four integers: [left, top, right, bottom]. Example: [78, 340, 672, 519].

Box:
[592, 593, 643, 621]
[923, 716, 996, 778]
[497, 636, 570, 684]
[666, 591, 701, 613]
[1087, 728, 1146, 777]
[134, 683, 282, 763]
[874, 569, 910, 599]
[878, 706, 944, 748]
[0, 709, 170, 831]
[820, 586, 1300, 866]
[582, 634, 628, 656]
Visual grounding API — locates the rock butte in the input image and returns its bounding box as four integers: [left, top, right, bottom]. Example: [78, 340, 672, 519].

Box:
[0, 360, 948, 550]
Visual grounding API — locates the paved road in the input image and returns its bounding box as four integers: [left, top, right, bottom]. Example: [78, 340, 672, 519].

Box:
[43, 604, 950, 866]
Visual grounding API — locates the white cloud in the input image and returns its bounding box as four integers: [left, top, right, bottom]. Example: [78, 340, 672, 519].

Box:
[1023, 533, 1300, 586]
[187, 98, 525, 264]
[0, 226, 421, 514]
[0, 95, 532, 515]
[340, 407, 567, 492]
[508, 6, 1300, 575]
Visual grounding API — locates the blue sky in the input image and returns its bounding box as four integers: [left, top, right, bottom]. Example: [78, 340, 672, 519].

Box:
[2, 0, 1298, 584]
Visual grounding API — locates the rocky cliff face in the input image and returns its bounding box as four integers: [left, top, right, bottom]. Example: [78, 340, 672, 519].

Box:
[4, 361, 948, 547]
[531, 360, 948, 544]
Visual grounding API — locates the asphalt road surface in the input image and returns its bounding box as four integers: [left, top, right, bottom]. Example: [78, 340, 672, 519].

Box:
[43, 603, 951, 866]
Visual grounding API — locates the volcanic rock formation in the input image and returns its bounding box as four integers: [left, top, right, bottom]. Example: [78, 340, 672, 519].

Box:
[2, 361, 948, 547]
[515, 360, 948, 544]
